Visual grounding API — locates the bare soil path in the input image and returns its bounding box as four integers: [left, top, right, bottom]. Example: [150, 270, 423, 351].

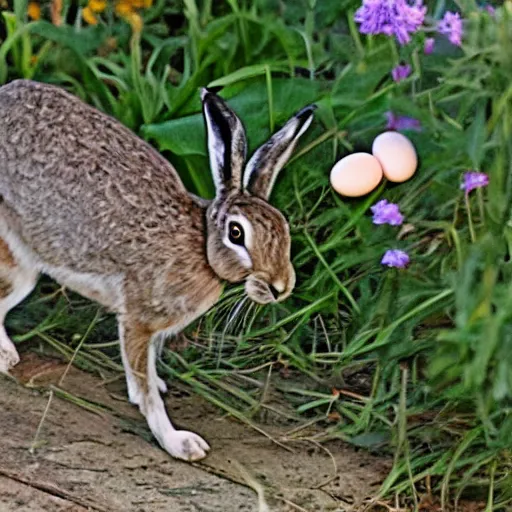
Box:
[0, 352, 390, 511]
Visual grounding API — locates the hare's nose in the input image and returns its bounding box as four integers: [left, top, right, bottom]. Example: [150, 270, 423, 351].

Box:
[269, 280, 286, 300]
[269, 284, 280, 300]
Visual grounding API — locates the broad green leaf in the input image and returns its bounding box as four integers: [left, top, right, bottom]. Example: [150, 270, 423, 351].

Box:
[143, 77, 323, 157]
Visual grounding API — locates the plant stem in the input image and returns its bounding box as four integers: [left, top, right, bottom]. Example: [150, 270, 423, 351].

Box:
[465, 193, 476, 243]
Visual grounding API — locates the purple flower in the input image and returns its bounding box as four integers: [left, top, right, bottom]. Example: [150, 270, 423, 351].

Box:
[438, 11, 463, 46]
[385, 111, 422, 132]
[381, 249, 410, 268]
[354, 0, 427, 45]
[371, 200, 404, 226]
[424, 37, 435, 54]
[484, 5, 496, 16]
[461, 172, 489, 194]
[392, 64, 411, 83]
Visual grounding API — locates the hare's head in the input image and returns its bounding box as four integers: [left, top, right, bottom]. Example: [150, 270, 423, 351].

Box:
[201, 89, 315, 305]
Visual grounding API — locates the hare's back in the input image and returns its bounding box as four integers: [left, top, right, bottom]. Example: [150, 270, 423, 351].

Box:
[0, 80, 186, 200]
[0, 80, 195, 271]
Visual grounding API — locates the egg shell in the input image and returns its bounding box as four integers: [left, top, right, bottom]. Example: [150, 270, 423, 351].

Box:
[330, 153, 383, 197]
[372, 131, 417, 183]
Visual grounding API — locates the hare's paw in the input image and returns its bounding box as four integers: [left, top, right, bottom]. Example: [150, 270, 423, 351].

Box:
[163, 430, 210, 461]
[0, 336, 20, 374]
[157, 376, 168, 394]
[126, 372, 142, 405]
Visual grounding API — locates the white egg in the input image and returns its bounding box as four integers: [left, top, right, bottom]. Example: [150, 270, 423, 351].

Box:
[330, 153, 383, 197]
[372, 131, 417, 183]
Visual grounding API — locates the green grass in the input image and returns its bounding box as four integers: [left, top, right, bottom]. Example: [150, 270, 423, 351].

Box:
[1, 0, 512, 508]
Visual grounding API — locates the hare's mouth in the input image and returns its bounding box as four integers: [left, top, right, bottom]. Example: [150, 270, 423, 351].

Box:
[245, 275, 292, 305]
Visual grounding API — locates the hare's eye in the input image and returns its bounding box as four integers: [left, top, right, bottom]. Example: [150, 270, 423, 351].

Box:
[228, 222, 245, 246]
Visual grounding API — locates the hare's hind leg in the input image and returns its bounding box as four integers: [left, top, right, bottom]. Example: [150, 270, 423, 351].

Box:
[120, 317, 210, 461]
[0, 238, 38, 373]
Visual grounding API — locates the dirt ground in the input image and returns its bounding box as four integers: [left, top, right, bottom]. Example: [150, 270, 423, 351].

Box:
[0, 351, 391, 512]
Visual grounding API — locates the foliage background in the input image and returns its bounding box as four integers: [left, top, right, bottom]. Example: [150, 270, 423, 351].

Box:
[1, 0, 511, 508]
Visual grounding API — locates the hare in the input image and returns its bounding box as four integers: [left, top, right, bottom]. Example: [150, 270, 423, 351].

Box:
[0, 79, 315, 461]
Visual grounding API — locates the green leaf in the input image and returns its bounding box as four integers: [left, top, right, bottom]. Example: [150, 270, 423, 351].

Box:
[207, 63, 289, 88]
[28, 22, 116, 114]
[466, 103, 487, 168]
[144, 113, 207, 157]
[143, 77, 322, 156]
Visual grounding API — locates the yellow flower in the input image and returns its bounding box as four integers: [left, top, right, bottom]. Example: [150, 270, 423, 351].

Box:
[130, 0, 152, 8]
[88, 0, 107, 12]
[114, 0, 147, 33]
[27, 1, 41, 20]
[82, 5, 98, 24]
[123, 11, 143, 33]
[114, 0, 133, 17]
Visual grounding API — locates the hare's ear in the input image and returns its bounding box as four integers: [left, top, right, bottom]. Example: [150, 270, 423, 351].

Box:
[201, 88, 247, 198]
[243, 105, 316, 200]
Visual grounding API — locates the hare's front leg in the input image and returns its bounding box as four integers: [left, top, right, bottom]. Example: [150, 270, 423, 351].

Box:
[119, 317, 210, 461]
[0, 238, 38, 373]
[119, 322, 167, 404]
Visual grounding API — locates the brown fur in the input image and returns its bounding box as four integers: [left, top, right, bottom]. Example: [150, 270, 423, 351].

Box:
[0, 80, 313, 459]
[0, 238, 15, 268]
[0, 239, 15, 298]
[0, 80, 225, 389]
[123, 320, 152, 391]
[207, 193, 292, 287]
[0, 277, 13, 298]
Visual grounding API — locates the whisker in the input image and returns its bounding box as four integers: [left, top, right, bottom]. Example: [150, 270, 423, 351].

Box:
[242, 301, 256, 332]
[216, 295, 248, 367]
[226, 296, 249, 333]
[234, 296, 253, 333]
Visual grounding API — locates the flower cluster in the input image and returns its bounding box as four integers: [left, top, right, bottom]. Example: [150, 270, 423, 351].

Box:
[354, 0, 468, 134]
[354, 0, 427, 45]
[354, 1, 466, 56]
[82, 0, 152, 32]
